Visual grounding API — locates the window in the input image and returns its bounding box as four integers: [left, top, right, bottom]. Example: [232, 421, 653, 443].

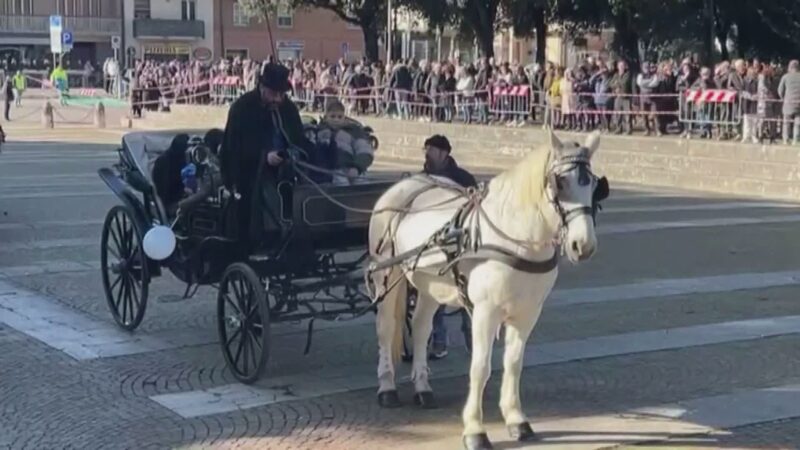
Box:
[225, 49, 249, 59]
[1, 0, 34, 14]
[181, 0, 196, 21]
[134, 0, 150, 19]
[276, 5, 293, 28]
[232, 2, 250, 27]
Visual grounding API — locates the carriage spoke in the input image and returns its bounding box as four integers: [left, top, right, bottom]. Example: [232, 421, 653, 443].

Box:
[242, 328, 250, 374]
[120, 276, 130, 325]
[246, 331, 259, 371]
[114, 215, 128, 256]
[223, 294, 242, 316]
[225, 325, 242, 348]
[233, 328, 245, 369]
[109, 225, 124, 260]
[129, 275, 141, 311]
[107, 245, 122, 261]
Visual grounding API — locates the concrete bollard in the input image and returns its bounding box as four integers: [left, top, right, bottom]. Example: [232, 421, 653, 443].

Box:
[41, 101, 54, 129]
[94, 102, 106, 129]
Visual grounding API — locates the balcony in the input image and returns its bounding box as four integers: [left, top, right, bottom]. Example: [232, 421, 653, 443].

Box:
[0, 15, 120, 36]
[133, 18, 205, 39]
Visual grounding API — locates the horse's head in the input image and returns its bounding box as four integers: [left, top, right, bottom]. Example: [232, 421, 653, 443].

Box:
[545, 129, 608, 263]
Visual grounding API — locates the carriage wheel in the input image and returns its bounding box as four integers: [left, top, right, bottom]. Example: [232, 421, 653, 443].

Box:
[101, 205, 150, 331]
[217, 263, 270, 384]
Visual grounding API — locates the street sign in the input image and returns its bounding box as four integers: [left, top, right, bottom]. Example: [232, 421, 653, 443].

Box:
[62, 30, 73, 52]
[49, 15, 63, 54]
[111, 35, 121, 50]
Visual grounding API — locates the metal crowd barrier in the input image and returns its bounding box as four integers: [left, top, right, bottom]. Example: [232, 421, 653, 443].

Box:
[679, 89, 741, 139]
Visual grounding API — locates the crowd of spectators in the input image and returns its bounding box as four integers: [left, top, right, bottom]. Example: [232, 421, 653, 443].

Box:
[6, 50, 799, 144]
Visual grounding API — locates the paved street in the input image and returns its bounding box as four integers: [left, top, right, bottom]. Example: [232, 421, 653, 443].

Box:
[2, 125, 800, 449]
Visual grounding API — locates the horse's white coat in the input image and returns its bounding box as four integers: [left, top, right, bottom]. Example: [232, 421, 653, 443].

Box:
[368, 130, 601, 441]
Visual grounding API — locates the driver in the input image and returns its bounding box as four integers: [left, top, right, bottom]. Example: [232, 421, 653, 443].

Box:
[220, 63, 316, 242]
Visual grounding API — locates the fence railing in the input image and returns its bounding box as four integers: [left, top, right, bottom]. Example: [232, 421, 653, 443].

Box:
[112, 75, 800, 145]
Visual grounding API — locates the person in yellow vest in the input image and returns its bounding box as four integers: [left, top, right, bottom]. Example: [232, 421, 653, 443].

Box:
[12, 70, 25, 107]
[50, 63, 69, 105]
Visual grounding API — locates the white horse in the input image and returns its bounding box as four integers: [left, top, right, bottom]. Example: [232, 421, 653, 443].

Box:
[368, 130, 605, 450]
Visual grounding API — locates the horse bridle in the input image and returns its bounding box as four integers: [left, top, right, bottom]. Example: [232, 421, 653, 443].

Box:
[546, 152, 610, 235]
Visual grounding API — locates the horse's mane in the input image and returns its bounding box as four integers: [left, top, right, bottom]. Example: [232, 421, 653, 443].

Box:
[491, 145, 552, 209]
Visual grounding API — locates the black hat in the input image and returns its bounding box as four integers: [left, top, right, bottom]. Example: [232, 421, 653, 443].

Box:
[259, 62, 292, 92]
[424, 134, 451, 152]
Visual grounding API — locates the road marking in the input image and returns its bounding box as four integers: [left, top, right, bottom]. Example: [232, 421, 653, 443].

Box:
[549, 270, 800, 306]
[0, 191, 111, 200]
[602, 201, 797, 214]
[0, 219, 102, 231]
[0, 181, 102, 192]
[150, 315, 800, 418]
[0, 158, 116, 165]
[1, 238, 97, 252]
[404, 384, 800, 450]
[0, 260, 97, 277]
[600, 213, 800, 235]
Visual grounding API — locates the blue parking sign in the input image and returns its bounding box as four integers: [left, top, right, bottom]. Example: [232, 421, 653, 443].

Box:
[62, 31, 73, 45]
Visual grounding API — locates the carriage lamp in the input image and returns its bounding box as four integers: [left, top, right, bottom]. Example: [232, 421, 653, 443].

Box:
[143, 225, 176, 261]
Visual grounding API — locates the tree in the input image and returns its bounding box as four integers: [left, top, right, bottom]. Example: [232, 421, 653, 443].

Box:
[237, 0, 281, 57]
[400, 0, 502, 58]
[290, 0, 385, 62]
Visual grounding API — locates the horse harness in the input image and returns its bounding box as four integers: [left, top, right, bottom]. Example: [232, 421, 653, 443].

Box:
[429, 150, 608, 314]
[370, 154, 609, 314]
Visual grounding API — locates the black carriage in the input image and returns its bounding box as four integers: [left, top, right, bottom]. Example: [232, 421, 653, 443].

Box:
[98, 129, 394, 384]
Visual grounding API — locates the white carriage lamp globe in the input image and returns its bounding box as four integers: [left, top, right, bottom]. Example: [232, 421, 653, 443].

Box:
[143, 225, 176, 261]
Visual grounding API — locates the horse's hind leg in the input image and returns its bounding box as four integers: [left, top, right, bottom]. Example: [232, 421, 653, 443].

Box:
[462, 303, 503, 450]
[409, 287, 440, 408]
[499, 303, 544, 442]
[375, 266, 405, 408]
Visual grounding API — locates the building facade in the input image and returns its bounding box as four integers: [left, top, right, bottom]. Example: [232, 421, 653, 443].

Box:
[122, 0, 214, 63]
[213, 1, 366, 63]
[0, 0, 121, 68]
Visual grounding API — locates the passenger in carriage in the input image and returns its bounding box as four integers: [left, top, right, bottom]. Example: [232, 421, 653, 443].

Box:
[151, 129, 225, 217]
[220, 63, 316, 242]
[315, 99, 376, 185]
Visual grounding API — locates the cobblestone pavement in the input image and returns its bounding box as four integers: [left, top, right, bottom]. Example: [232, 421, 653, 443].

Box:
[2, 127, 800, 449]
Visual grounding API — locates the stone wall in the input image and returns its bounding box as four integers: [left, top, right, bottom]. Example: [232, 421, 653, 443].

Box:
[136, 105, 800, 202]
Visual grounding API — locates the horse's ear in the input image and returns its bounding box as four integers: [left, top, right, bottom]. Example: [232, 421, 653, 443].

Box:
[548, 128, 563, 155]
[584, 130, 601, 157]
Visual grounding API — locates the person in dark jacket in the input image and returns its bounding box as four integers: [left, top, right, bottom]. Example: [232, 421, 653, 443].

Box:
[419, 134, 476, 359]
[422, 134, 477, 188]
[220, 63, 316, 244]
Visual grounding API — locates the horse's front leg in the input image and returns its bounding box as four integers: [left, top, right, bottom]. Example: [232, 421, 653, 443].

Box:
[409, 289, 440, 408]
[462, 302, 503, 450]
[499, 302, 544, 442]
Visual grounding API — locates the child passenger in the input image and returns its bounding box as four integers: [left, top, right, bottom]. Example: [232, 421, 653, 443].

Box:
[315, 99, 375, 185]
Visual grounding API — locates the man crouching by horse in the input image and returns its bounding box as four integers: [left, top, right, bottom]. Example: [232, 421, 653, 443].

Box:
[220, 63, 316, 243]
[421, 134, 476, 360]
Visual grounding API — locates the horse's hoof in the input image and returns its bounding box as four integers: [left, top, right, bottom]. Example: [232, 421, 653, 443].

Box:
[508, 422, 537, 441]
[377, 390, 401, 408]
[412, 391, 438, 409]
[462, 433, 493, 450]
